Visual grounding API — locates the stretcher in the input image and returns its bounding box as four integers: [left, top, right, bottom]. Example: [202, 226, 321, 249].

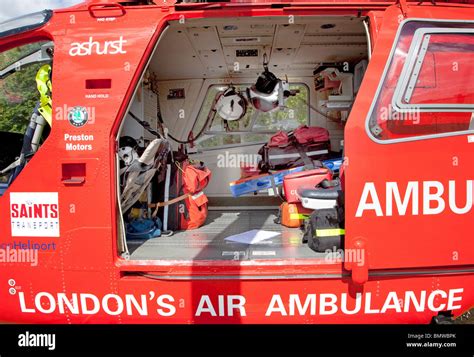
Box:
[229, 166, 305, 197]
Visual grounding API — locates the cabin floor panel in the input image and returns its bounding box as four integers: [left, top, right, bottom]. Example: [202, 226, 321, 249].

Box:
[127, 210, 326, 261]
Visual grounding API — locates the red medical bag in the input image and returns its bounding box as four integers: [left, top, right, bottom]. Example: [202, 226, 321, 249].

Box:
[179, 161, 212, 230]
[283, 168, 332, 203]
[154, 159, 211, 231]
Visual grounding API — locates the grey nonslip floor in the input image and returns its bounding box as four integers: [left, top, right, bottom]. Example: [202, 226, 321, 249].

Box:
[127, 210, 325, 261]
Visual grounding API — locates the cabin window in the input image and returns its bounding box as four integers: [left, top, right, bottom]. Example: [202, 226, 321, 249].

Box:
[0, 41, 53, 195]
[194, 83, 309, 149]
[0, 10, 52, 38]
[367, 21, 474, 141]
[394, 29, 474, 111]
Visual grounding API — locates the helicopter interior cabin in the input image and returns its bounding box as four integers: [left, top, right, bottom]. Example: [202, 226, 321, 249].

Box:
[117, 15, 370, 262]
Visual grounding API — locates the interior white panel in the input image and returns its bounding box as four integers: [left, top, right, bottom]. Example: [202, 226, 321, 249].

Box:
[150, 29, 205, 80]
[121, 84, 145, 140]
[223, 46, 265, 76]
[220, 36, 273, 47]
[217, 23, 275, 37]
[295, 44, 367, 64]
[143, 88, 158, 140]
[198, 49, 228, 73]
[153, 17, 367, 79]
[186, 26, 221, 51]
[302, 34, 367, 45]
[270, 48, 296, 67]
[304, 18, 366, 35]
[273, 24, 306, 48]
[157, 79, 205, 140]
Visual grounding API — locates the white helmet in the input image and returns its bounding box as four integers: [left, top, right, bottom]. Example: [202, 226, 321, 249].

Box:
[215, 87, 247, 121]
[247, 79, 290, 113]
[247, 53, 292, 113]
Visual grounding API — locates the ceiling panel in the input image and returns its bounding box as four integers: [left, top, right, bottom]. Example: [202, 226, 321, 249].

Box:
[217, 23, 275, 37]
[304, 18, 366, 35]
[198, 49, 228, 73]
[302, 34, 367, 45]
[186, 26, 221, 51]
[151, 29, 206, 80]
[269, 47, 296, 67]
[223, 45, 264, 67]
[220, 36, 273, 47]
[295, 44, 367, 64]
[153, 17, 368, 79]
[273, 24, 306, 48]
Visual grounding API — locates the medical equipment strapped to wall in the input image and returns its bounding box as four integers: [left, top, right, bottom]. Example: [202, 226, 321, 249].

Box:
[258, 125, 330, 172]
[120, 138, 170, 212]
[150, 149, 212, 232]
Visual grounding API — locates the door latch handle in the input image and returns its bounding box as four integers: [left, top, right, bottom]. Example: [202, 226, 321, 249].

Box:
[62, 177, 85, 185]
[88, 3, 126, 18]
[349, 238, 368, 285]
[62, 163, 86, 185]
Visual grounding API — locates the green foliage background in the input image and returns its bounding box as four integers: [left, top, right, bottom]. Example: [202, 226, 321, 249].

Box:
[0, 42, 44, 134]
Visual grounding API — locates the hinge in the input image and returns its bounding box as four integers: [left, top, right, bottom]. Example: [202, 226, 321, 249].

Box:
[397, 0, 408, 17]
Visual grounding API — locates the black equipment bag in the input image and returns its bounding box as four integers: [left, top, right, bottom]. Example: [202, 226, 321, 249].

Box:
[303, 207, 345, 252]
[258, 141, 329, 172]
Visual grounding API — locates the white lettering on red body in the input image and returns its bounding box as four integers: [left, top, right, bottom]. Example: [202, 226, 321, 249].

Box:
[69, 36, 127, 56]
[356, 181, 473, 217]
[16, 289, 464, 318]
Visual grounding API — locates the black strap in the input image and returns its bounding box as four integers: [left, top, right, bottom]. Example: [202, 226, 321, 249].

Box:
[269, 174, 284, 201]
[294, 141, 314, 168]
[176, 163, 189, 222]
[320, 178, 341, 189]
[129, 111, 163, 138]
